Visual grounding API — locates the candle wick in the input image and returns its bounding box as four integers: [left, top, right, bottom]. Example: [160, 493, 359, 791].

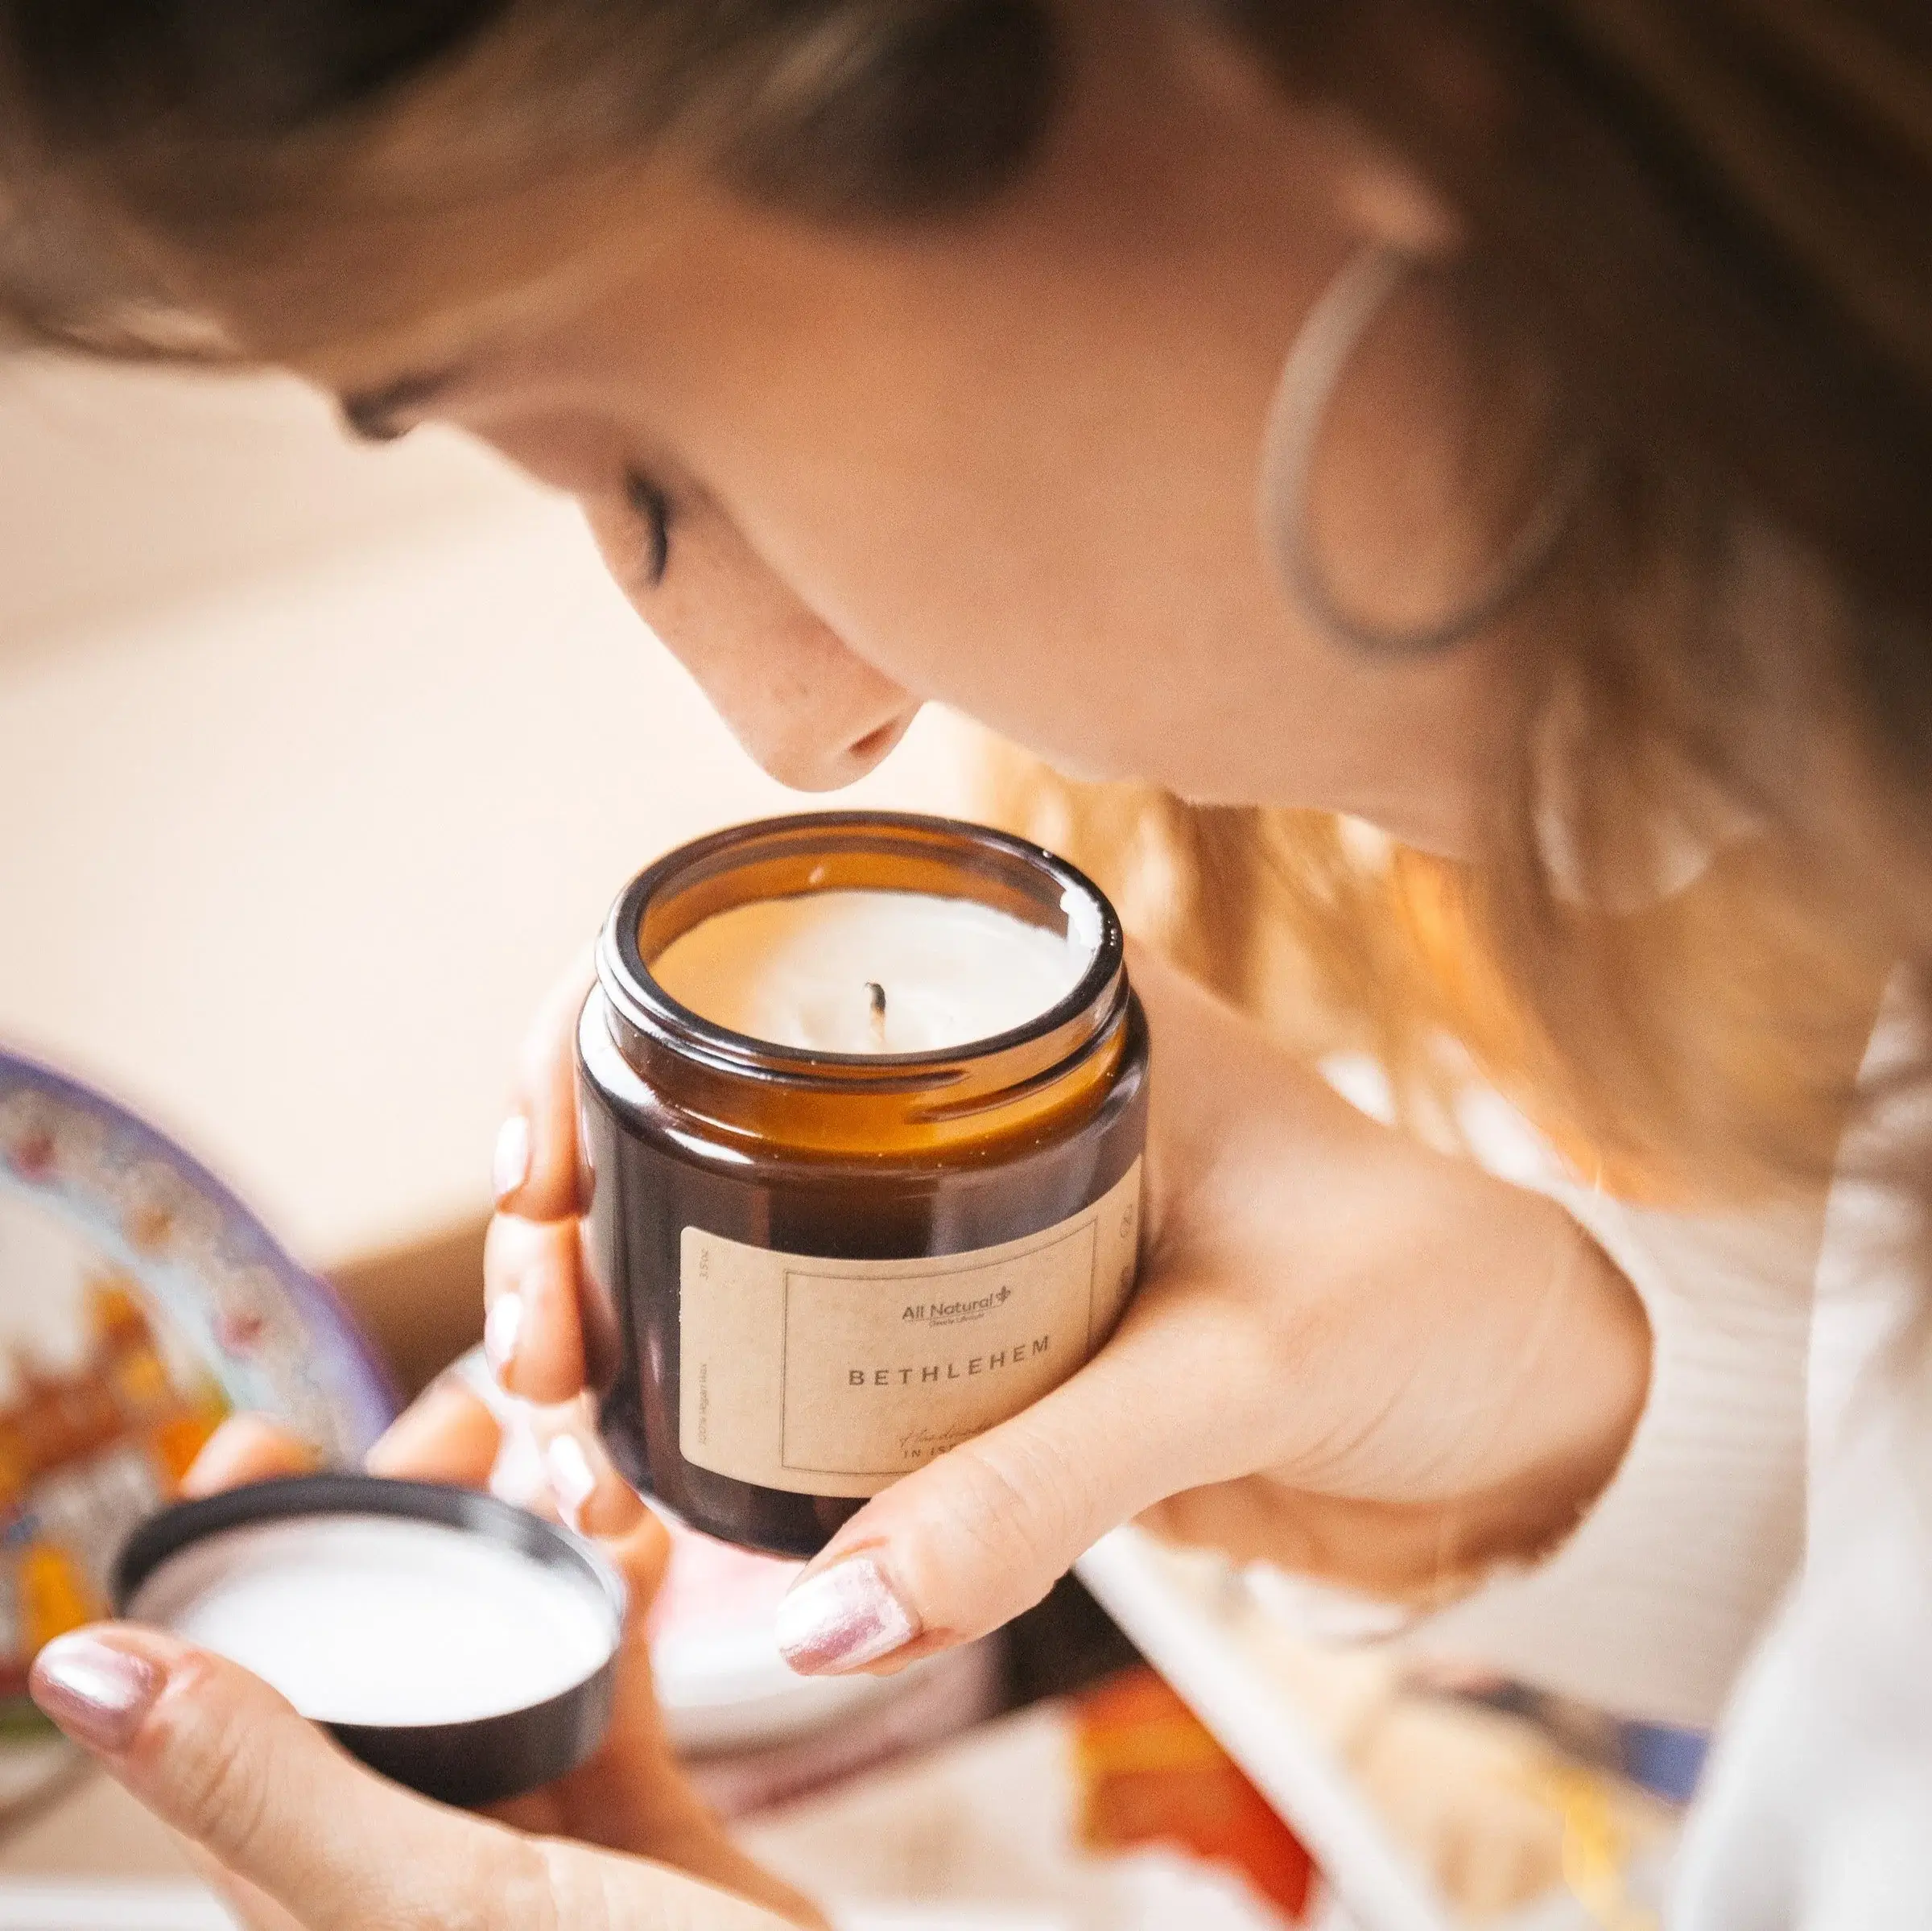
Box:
[866, 980, 887, 1047]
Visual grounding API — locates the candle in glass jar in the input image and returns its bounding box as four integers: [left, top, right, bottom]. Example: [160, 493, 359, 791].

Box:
[577, 813, 1149, 1558]
[650, 889, 1100, 1054]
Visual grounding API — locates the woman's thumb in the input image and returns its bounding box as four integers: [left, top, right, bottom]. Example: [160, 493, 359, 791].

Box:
[31, 1628, 545, 1929]
[774, 1284, 1257, 1676]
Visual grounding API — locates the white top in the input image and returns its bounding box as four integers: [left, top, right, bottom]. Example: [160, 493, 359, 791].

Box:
[1343, 997, 1932, 1925]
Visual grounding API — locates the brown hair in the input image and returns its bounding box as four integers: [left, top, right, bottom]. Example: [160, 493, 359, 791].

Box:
[1192, 2, 1928, 1192]
[2, 0, 1926, 1196]
[0, 2, 1057, 355]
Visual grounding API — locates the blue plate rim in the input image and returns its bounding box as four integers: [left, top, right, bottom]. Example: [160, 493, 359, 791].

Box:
[0, 1043, 401, 1446]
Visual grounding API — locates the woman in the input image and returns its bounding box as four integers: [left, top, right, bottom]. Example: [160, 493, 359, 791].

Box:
[6, 2, 1927, 1923]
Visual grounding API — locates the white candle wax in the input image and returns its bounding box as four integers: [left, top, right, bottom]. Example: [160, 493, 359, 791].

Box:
[650, 889, 1097, 1054]
[129, 1516, 617, 1727]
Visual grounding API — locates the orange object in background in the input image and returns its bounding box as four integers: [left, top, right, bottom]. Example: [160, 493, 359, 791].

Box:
[1072, 1668, 1319, 1922]
[17, 1545, 91, 1653]
[0, 1278, 229, 1698]
[147, 1407, 224, 1488]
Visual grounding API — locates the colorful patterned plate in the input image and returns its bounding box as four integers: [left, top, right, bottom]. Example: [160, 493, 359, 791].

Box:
[0, 1050, 397, 1809]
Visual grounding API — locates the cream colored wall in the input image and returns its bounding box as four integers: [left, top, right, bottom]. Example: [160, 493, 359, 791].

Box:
[0, 359, 973, 1270]
[0, 359, 527, 646]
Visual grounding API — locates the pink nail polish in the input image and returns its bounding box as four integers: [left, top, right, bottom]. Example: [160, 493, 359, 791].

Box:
[31, 1636, 163, 1753]
[774, 1557, 919, 1674]
[545, 1434, 598, 1533]
[483, 1292, 523, 1384]
[493, 1115, 532, 1203]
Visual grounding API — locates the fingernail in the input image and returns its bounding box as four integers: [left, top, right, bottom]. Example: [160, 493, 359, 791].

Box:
[545, 1434, 598, 1533]
[483, 1293, 523, 1385]
[477, 1298, 518, 1390]
[493, 1115, 531, 1203]
[31, 1635, 163, 1753]
[485, 1407, 550, 1509]
[775, 1557, 919, 1675]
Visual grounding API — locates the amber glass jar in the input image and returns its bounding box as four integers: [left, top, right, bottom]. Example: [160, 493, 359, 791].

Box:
[576, 812, 1149, 1557]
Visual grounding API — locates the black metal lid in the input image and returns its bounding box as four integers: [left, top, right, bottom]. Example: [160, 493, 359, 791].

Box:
[114, 1474, 627, 1809]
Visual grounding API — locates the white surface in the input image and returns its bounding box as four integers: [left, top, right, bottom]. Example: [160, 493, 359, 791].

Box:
[840, 1912, 1067, 1931]
[0, 1885, 233, 1929]
[130, 1515, 617, 1725]
[653, 891, 1092, 1054]
[0, 1743, 77, 1822]
[1075, 1529, 1452, 1931]
[0, 363, 974, 1267]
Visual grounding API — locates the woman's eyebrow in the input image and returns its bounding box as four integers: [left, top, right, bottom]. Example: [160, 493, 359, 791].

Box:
[339, 367, 462, 442]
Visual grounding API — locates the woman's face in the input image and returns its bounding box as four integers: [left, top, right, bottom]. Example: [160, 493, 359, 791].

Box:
[312, 13, 1503, 853]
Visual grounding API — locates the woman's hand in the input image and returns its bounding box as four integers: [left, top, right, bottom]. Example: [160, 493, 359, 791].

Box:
[489, 945, 1651, 1676]
[30, 1394, 825, 1931]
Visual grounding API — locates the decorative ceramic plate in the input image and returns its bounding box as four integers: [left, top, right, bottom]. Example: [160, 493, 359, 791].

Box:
[0, 1050, 396, 1809]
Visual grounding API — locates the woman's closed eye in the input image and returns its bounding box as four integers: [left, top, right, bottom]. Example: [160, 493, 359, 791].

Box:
[625, 470, 673, 588]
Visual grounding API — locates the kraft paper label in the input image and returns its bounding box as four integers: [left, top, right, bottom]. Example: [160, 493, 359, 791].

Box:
[679, 1161, 1142, 1497]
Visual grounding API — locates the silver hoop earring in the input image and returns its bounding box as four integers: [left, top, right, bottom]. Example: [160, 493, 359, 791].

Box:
[1260, 244, 1596, 658]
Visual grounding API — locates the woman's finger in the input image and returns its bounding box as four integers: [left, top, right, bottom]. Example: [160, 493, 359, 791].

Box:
[485, 950, 598, 1410]
[180, 1844, 308, 1931]
[365, 1376, 504, 1486]
[773, 1268, 1279, 1676]
[180, 1416, 321, 1500]
[29, 1628, 546, 1931]
[483, 1214, 586, 1405]
[493, 947, 595, 1224]
[31, 1624, 807, 1931]
[587, 1481, 668, 1606]
[363, 1375, 647, 1577]
[530, 1431, 668, 1640]
[535, 1425, 642, 1541]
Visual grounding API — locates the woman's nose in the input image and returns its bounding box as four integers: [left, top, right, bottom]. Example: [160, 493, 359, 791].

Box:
[588, 497, 923, 793]
[732, 650, 922, 792]
[649, 592, 921, 794]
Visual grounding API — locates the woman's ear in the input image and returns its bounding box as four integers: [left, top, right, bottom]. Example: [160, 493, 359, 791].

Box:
[1162, 1, 1463, 260]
